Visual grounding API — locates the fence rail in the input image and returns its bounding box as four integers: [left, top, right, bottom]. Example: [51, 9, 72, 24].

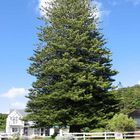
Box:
[0, 132, 17, 140]
[62, 131, 140, 140]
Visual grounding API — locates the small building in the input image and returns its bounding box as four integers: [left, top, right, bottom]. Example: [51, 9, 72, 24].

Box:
[129, 109, 140, 128]
[6, 109, 54, 137]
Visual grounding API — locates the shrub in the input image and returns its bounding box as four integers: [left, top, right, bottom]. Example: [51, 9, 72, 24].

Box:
[106, 113, 136, 132]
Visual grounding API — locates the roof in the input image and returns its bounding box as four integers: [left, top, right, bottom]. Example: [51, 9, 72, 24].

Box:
[9, 109, 28, 117]
[129, 109, 140, 118]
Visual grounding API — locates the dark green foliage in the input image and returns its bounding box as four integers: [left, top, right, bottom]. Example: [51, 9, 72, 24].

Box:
[113, 85, 140, 114]
[107, 113, 136, 132]
[26, 0, 118, 131]
[0, 113, 7, 131]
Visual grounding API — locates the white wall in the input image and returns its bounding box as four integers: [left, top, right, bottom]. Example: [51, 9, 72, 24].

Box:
[50, 128, 54, 136]
[134, 118, 140, 127]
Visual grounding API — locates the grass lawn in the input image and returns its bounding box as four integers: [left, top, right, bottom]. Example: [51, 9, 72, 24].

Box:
[31, 137, 140, 140]
[87, 139, 140, 140]
[32, 137, 55, 140]
[43, 138, 54, 140]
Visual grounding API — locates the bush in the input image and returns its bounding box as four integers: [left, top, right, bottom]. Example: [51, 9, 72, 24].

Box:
[82, 127, 105, 132]
[106, 113, 136, 132]
[91, 128, 105, 132]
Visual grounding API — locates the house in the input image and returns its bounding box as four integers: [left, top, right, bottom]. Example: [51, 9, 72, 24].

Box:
[6, 109, 55, 137]
[129, 109, 140, 128]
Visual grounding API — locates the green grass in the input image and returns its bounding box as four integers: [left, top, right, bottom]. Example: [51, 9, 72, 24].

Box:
[87, 139, 140, 140]
[32, 137, 140, 140]
[32, 137, 55, 140]
[32, 138, 140, 140]
[43, 138, 54, 140]
[64, 139, 140, 140]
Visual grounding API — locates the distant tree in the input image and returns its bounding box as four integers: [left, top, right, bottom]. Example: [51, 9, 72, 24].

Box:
[113, 85, 140, 114]
[26, 0, 119, 132]
[0, 113, 7, 131]
[107, 113, 136, 132]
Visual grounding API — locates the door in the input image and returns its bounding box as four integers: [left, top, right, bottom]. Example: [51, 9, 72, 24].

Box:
[24, 127, 28, 136]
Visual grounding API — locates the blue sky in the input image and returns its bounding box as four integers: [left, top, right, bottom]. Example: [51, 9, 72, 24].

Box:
[0, 0, 140, 113]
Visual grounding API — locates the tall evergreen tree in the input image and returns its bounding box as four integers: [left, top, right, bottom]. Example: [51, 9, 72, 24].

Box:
[26, 0, 119, 132]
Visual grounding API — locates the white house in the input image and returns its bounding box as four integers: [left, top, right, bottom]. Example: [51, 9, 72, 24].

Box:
[6, 109, 55, 137]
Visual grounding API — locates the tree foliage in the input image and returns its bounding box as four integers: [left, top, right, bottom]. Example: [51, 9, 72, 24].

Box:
[0, 113, 7, 131]
[26, 0, 118, 132]
[113, 85, 140, 114]
[107, 113, 136, 132]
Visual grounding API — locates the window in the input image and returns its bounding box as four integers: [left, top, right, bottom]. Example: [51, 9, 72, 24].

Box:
[24, 122, 29, 126]
[45, 128, 50, 136]
[41, 128, 44, 136]
[34, 128, 40, 135]
[12, 128, 18, 132]
[12, 117, 18, 124]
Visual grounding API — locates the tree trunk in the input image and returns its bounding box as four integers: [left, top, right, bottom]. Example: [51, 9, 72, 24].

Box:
[69, 125, 81, 132]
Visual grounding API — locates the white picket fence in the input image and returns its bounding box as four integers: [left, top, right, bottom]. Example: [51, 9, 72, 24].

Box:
[0, 132, 18, 140]
[62, 131, 140, 140]
[0, 133, 12, 140]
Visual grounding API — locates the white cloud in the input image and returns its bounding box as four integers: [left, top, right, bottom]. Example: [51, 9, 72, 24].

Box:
[0, 88, 28, 99]
[38, 0, 53, 15]
[138, 81, 140, 85]
[92, 1, 111, 18]
[92, 0, 102, 18]
[11, 102, 26, 109]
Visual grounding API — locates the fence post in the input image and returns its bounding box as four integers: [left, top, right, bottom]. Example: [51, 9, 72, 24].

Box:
[104, 132, 107, 140]
[83, 133, 86, 140]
